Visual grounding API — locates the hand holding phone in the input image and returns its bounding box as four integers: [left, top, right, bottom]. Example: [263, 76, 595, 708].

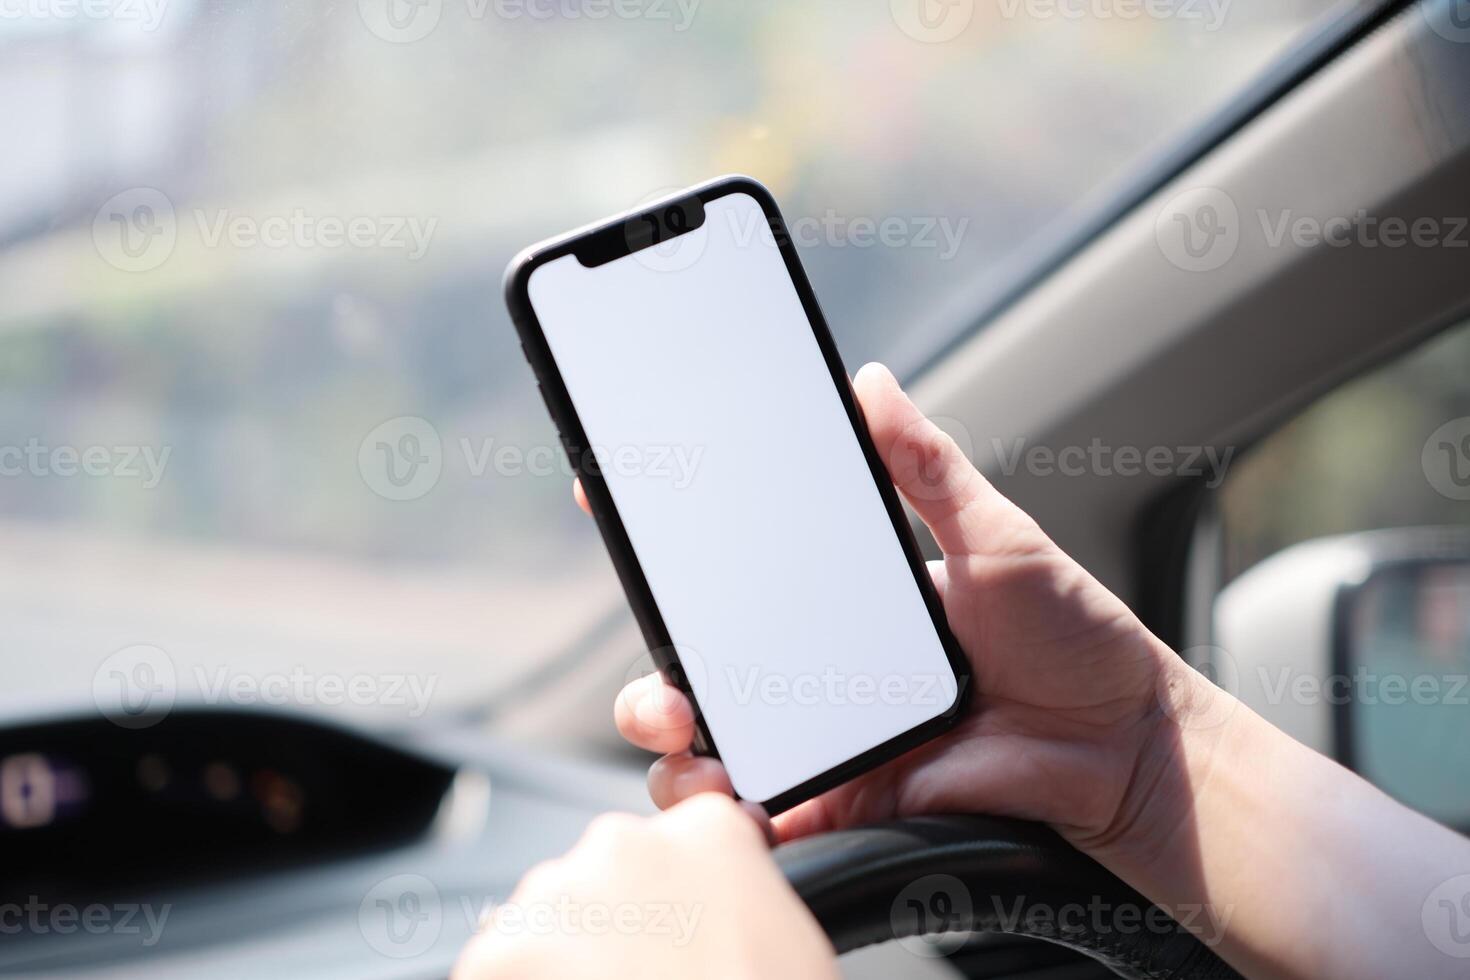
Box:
[608, 360, 1190, 854]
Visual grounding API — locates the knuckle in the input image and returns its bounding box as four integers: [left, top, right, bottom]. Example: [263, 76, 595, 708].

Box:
[679, 792, 747, 831]
[646, 758, 687, 810]
[451, 933, 502, 980]
[512, 858, 563, 900]
[582, 811, 643, 846]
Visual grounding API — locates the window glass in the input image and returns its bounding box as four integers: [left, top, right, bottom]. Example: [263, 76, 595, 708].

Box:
[1221, 321, 1470, 581]
[1, 0, 1348, 727]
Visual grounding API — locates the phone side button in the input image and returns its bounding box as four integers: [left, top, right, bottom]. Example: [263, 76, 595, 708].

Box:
[534, 383, 569, 447]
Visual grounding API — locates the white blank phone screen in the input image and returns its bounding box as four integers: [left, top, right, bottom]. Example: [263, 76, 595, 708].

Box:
[527, 191, 958, 803]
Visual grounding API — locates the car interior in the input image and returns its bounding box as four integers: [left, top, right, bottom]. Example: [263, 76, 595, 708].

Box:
[2, 0, 1468, 976]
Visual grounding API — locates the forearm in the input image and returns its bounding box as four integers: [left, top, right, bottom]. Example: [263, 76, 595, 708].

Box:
[1095, 650, 1470, 980]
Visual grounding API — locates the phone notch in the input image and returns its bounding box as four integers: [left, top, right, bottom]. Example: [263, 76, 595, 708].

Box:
[574, 195, 707, 268]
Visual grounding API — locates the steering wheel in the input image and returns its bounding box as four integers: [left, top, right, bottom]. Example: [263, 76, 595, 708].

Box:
[776, 816, 1241, 979]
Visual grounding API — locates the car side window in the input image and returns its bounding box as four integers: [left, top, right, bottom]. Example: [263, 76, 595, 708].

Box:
[1211, 317, 1470, 827]
[1219, 320, 1470, 581]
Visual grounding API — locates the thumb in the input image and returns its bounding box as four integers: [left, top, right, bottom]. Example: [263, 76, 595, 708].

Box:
[853, 362, 1010, 558]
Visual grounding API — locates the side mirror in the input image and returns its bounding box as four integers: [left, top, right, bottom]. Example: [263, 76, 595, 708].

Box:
[1213, 527, 1470, 828]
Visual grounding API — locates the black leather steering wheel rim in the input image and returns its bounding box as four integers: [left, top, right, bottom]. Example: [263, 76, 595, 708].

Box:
[775, 816, 1241, 979]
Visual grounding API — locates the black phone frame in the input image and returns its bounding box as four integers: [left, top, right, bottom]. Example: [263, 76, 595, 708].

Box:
[502, 174, 972, 815]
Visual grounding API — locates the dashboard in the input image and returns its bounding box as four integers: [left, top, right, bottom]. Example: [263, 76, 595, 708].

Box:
[0, 709, 649, 978]
[0, 709, 937, 979]
[0, 711, 455, 903]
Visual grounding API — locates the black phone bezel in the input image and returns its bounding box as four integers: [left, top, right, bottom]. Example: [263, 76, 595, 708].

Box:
[502, 174, 972, 815]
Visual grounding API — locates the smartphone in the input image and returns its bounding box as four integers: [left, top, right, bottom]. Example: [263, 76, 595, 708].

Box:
[504, 176, 969, 814]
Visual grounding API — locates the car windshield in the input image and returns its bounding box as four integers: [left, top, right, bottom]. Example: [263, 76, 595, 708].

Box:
[2, 0, 1347, 731]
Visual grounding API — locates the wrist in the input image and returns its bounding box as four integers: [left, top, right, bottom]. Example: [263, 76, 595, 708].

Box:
[1071, 643, 1242, 876]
